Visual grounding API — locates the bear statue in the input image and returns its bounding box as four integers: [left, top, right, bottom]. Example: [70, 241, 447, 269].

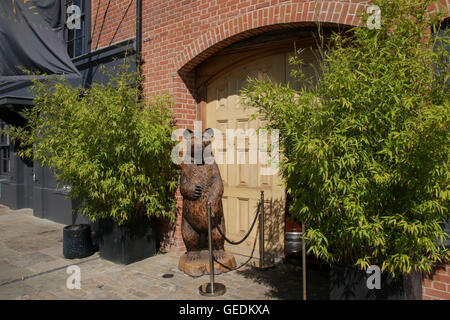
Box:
[178, 128, 236, 277]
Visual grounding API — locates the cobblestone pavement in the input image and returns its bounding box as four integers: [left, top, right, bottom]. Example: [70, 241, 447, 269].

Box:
[0, 204, 329, 300]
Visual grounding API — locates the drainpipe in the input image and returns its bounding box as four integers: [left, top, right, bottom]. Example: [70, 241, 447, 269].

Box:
[136, 0, 142, 65]
[136, 0, 143, 100]
[136, 0, 142, 67]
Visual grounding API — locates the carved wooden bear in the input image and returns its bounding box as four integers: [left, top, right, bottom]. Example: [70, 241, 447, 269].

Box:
[180, 128, 226, 261]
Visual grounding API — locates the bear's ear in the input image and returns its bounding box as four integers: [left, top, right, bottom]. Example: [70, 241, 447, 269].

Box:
[203, 128, 214, 140]
[183, 129, 193, 140]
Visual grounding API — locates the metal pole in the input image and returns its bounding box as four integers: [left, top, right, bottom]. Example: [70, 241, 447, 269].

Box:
[207, 201, 215, 293]
[259, 191, 265, 268]
[199, 202, 226, 296]
[135, 0, 143, 102]
[252, 190, 274, 270]
[302, 222, 307, 300]
[136, 0, 142, 66]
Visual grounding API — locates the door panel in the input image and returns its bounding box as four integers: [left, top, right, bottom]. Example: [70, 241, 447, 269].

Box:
[205, 53, 288, 260]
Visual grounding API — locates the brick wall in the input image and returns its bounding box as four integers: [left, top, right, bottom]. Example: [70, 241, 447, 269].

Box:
[423, 264, 450, 300]
[91, 0, 450, 252]
[91, 0, 136, 50]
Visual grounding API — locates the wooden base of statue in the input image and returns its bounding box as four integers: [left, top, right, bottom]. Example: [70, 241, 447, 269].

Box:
[179, 250, 237, 277]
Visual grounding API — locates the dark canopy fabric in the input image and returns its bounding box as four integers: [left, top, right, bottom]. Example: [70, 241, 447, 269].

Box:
[0, 0, 81, 81]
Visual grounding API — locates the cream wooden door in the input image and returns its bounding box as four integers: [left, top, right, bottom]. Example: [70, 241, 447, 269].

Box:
[205, 53, 291, 260]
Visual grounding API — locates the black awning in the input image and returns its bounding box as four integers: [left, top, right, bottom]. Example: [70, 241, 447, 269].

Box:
[0, 96, 33, 127]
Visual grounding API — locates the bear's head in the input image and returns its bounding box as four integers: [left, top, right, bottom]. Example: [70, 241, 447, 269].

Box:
[183, 128, 214, 164]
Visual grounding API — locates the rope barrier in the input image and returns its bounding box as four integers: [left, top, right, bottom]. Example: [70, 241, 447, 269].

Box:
[214, 201, 262, 245]
[199, 194, 266, 295]
[211, 199, 263, 271]
[213, 230, 259, 272]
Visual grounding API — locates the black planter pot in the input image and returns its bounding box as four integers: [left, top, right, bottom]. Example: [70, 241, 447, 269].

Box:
[63, 224, 95, 259]
[98, 216, 156, 265]
[329, 265, 422, 300]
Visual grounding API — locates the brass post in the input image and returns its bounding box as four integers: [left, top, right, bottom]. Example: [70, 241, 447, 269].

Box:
[199, 201, 226, 296]
[259, 190, 265, 268]
[251, 190, 274, 270]
[207, 201, 214, 292]
[302, 222, 307, 300]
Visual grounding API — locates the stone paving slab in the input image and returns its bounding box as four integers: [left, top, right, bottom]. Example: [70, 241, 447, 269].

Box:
[0, 260, 33, 284]
[0, 204, 328, 300]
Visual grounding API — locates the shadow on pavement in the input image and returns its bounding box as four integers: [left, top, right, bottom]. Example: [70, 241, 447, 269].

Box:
[236, 257, 330, 300]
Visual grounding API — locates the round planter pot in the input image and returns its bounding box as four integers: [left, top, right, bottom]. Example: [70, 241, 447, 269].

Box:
[63, 224, 95, 259]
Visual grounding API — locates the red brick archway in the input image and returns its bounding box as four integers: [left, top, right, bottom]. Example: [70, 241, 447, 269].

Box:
[175, 0, 450, 73]
[175, 1, 368, 72]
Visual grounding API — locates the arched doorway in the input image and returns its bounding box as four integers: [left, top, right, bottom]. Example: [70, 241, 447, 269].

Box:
[195, 28, 323, 260]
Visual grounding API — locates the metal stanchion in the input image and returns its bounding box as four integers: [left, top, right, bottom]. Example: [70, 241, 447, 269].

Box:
[252, 191, 274, 270]
[302, 223, 307, 300]
[199, 201, 226, 296]
[260, 190, 265, 268]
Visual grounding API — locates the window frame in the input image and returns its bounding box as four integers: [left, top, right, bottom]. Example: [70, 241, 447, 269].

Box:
[63, 0, 91, 58]
[0, 122, 11, 175]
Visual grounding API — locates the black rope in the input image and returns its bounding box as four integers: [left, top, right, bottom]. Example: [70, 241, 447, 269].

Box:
[212, 201, 263, 271]
[215, 201, 262, 245]
[213, 230, 259, 272]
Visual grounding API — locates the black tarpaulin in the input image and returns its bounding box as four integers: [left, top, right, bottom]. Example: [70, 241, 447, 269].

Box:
[0, 0, 81, 80]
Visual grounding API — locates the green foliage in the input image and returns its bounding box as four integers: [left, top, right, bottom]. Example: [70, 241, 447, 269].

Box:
[7, 67, 179, 225]
[241, 0, 450, 275]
